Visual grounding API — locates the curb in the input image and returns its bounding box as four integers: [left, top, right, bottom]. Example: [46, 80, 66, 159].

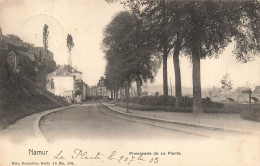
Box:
[101, 102, 258, 135]
[33, 105, 77, 142]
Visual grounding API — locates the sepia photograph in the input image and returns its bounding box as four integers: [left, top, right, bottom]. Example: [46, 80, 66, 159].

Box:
[0, 0, 260, 165]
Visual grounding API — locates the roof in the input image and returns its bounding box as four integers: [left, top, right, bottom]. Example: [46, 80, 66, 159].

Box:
[47, 65, 82, 77]
[63, 65, 82, 74]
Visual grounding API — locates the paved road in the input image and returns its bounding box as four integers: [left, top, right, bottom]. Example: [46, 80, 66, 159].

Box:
[1, 103, 258, 166]
[39, 103, 235, 142]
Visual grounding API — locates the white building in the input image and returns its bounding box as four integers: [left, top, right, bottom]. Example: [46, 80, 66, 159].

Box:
[46, 65, 84, 103]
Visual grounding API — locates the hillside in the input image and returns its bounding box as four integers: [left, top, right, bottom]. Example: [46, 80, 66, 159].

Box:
[0, 71, 69, 129]
[0, 31, 69, 129]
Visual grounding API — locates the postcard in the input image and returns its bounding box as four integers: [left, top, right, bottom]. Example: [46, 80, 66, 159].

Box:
[0, 0, 260, 166]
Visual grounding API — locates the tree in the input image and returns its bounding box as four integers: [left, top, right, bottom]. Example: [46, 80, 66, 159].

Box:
[107, 0, 184, 105]
[220, 73, 233, 98]
[103, 11, 160, 111]
[67, 34, 74, 67]
[43, 24, 49, 53]
[103, 11, 160, 87]
[108, 0, 260, 113]
[42, 24, 49, 86]
[177, 1, 260, 113]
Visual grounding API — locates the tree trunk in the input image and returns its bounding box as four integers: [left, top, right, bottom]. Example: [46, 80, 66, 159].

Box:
[125, 83, 127, 99]
[163, 49, 168, 96]
[114, 86, 117, 99]
[126, 81, 130, 113]
[115, 86, 119, 99]
[110, 89, 113, 99]
[68, 51, 72, 67]
[136, 80, 142, 97]
[173, 44, 182, 106]
[161, 0, 168, 97]
[119, 88, 123, 98]
[192, 49, 202, 113]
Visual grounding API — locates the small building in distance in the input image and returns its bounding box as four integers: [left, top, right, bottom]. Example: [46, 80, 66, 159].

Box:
[87, 86, 98, 98]
[87, 77, 110, 100]
[252, 86, 260, 102]
[97, 77, 110, 99]
[204, 85, 260, 104]
[254, 86, 260, 94]
[46, 65, 87, 103]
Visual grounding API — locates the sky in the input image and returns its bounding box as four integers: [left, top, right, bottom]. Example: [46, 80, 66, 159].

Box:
[0, 0, 259, 90]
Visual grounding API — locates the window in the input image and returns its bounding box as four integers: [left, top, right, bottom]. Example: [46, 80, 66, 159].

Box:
[51, 78, 54, 89]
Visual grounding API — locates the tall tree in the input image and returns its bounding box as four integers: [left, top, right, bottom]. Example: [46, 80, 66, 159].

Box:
[103, 11, 160, 104]
[180, 1, 260, 112]
[109, 0, 260, 113]
[67, 34, 74, 67]
[103, 11, 159, 84]
[42, 24, 49, 86]
[107, 0, 183, 104]
[43, 24, 49, 53]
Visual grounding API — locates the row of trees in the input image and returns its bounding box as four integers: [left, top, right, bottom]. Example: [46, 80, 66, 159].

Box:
[102, 12, 161, 100]
[104, 0, 260, 113]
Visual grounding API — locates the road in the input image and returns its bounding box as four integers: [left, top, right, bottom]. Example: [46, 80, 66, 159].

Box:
[2, 102, 258, 166]
[39, 102, 235, 142]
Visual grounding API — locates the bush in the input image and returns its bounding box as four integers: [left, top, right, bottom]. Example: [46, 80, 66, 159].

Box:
[114, 101, 193, 113]
[202, 97, 224, 108]
[116, 96, 176, 106]
[241, 107, 260, 122]
[115, 96, 224, 108]
[179, 96, 193, 107]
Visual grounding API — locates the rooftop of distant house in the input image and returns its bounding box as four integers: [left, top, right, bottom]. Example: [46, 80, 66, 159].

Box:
[47, 65, 82, 77]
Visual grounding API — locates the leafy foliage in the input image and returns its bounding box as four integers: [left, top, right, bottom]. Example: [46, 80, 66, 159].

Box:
[43, 24, 49, 52]
[108, 0, 260, 113]
[103, 11, 161, 96]
[115, 95, 224, 108]
[220, 73, 233, 97]
[67, 34, 74, 52]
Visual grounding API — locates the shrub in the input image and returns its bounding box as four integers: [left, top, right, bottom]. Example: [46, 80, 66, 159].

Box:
[115, 95, 224, 108]
[114, 102, 193, 112]
[241, 107, 260, 122]
[202, 97, 224, 108]
[116, 96, 176, 106]
[179, 96, 193, 107]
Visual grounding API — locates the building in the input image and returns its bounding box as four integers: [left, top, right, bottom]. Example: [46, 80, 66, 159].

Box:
[254, 86, 260, 94]
[252, 86, 260, 102]
[87, 77, 110, 99]
[97, 77, 109, 99]
[46, 65, 86, 103]
[87, 86, 98, 98]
